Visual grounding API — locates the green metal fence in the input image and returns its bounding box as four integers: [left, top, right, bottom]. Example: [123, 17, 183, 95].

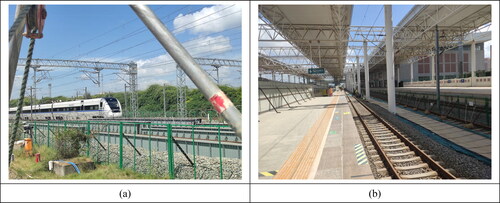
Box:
[122, 110, 219, 119]
[23, 120, 238, 179]
[370, 90, 491, 128]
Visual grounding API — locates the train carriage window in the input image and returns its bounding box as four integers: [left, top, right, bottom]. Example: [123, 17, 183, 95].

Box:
[104, 98, 121, 112]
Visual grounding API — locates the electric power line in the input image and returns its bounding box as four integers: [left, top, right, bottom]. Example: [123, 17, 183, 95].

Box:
[47, 5, 176, 59]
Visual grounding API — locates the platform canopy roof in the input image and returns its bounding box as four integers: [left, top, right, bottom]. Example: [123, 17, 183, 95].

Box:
[259, 5, 491, 80]
[368, 5, 491, 67]
[259, 5, 353, 81]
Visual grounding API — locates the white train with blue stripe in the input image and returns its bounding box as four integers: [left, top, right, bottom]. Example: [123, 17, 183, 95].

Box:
[9, 98, 122, 120]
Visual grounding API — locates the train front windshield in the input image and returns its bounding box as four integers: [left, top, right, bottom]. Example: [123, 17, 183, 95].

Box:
[105, 98, 121, 112]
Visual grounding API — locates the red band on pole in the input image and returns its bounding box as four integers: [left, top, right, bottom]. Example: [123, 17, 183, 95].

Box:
[209, 92, 230, 114]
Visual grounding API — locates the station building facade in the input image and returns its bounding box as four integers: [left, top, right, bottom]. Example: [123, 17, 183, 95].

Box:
[368, 42, 490, 88]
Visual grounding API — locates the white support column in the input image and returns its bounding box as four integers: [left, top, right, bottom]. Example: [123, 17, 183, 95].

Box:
[346, 71, 350, 91]
[410, 61, 414, 82]
[346, 73, 349, 91]
[348, 70, 352, 92]
[364, 40, 370, 99]
[384, 5, 396, 114]
[352, 70, 355, 92]
[352, 65, 356, 92]
[431, 55, 435, 83]
[471, 40, 476, 80]
[356, 56, 361, 95]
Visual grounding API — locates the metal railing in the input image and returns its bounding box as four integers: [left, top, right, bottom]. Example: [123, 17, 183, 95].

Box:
[370, 90, 491, 129]
[21, 120, 241, 179]
[121, 110, 221, 120]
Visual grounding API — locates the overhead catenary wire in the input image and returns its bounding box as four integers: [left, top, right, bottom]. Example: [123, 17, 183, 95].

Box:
[52, 43, 242, 95]
[46, 5, 180, 59]
[116, 28, 241, 63]
[94, 5, 240, 61]
[104, 23, 241, 61]
[20, 32, 242, 97]
[70, 5, 236, 61]
[12, 5, 242, 100]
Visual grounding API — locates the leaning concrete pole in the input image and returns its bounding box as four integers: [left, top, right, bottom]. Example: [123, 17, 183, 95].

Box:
[9, 5, 29, 99]
[363, 40, 370, 99]
[130, 5, 242, 138]
[384, 5, 396, 114]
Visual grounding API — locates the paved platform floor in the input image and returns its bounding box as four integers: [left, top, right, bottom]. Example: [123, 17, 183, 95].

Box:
[314, 93, 373, 179]
[259, 91, 374, 179]
[368, 99, 491, 159]
[259, 96, 334, 178]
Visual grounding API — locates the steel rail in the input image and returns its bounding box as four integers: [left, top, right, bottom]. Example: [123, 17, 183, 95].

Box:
[347, 95, 457, 179]
[346, 95, 401, 179]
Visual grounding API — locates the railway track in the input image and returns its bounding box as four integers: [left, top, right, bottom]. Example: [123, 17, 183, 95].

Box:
[346, 95, 457, 180]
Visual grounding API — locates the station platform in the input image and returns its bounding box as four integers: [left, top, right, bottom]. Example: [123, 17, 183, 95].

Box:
[370, 87, 491, 96]
[367, 99, 491, 160]
[259, 91, 373, 179]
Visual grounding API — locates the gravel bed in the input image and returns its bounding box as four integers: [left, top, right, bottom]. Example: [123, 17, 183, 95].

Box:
[389, 155, 414, 160]
[385, 150, 409, 154]
[361, 99, 491, 179]
[82, 143, 241, 179]
[399, 168, 432, 176]
[393, 161, 422, 167]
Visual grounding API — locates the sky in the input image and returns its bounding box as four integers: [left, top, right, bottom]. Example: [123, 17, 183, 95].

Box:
[9, 4, 242, 99]
[347, 5, 413, 62]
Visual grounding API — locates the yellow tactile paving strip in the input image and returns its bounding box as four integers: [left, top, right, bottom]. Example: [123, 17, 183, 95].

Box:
[274, 94, 339, 179]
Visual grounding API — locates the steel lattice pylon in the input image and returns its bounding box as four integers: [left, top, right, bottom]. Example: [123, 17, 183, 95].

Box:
[175, 58, 242, 118]
[128, 63, 138, 117]
[176, 64, 187, 118]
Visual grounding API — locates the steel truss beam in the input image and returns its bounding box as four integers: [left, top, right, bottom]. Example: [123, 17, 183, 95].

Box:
[17, 58, 139, 117]
[260, 5, 353, 78]
[258, 54, 325, 80]
[259, 5, 490, 74]
[368, 5, 491, 67]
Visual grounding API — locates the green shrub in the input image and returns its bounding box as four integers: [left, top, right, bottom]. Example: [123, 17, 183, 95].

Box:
[54, 129, 89, 159]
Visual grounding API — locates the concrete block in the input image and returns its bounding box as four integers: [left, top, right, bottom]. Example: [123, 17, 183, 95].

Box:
[53, 158, 95, 176]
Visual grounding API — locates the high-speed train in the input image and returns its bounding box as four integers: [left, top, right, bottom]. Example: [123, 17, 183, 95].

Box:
[8, 98, 122, 120]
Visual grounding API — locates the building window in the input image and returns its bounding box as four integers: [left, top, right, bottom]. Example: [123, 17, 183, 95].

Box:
[439, 53, 457, 73]
[418, 57, 430, 74]
[463, 53, 469, 72]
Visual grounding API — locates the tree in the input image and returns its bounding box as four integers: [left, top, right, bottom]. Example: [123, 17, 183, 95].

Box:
[9, 84, 242, 114]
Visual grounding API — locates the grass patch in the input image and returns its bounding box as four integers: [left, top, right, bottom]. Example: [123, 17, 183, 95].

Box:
[10, 145, 158, 179]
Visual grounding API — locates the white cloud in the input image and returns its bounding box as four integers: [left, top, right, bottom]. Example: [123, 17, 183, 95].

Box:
[173, 5, 241, 35]
[184, 35, 232, 55]
[136, 35, 233, 79]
